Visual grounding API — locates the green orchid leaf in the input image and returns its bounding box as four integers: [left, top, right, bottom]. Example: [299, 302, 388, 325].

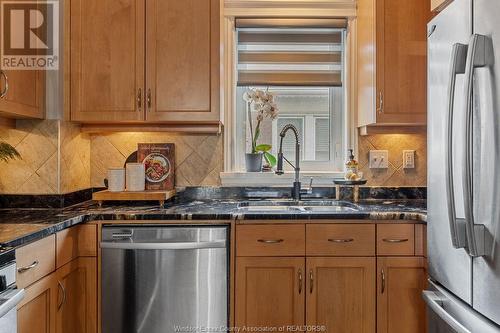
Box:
[264, 152, 277, 167]
[255, 144, 272, 152]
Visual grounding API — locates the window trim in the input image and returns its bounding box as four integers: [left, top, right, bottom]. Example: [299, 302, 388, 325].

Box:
[221, 6, 358, 185]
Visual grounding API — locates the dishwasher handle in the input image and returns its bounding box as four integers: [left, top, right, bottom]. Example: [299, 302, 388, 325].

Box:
[100, 240, 226, 250]
[0, 289, 25, 318]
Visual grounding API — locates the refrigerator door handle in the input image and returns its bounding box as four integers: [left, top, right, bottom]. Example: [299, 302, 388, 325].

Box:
[422, 290, 471, 333]
[446, 43, 468, 249]
[463, 34, 488, 257]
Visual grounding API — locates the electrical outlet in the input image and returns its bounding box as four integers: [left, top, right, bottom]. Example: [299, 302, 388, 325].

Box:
[369, 150, 389, 169]
[403, 150, 415, 169]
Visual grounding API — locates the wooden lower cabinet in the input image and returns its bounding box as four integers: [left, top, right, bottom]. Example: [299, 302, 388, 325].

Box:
[56, 257, 97, 333]
[18, 274, 58, 333]
[235, 257, 305, 330]
[306, 258, 376, 333]
[17, 257, 97, 333]
[377, 257, 427, 333]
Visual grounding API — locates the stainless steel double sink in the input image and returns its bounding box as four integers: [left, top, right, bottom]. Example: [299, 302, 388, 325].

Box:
[236, 200, 359, 213]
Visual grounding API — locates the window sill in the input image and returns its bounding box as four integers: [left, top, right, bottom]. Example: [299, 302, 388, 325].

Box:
[220, 171, 344, 187]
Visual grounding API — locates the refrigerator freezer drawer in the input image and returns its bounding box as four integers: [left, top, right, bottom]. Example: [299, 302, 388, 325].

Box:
[424, 280, 500, 333]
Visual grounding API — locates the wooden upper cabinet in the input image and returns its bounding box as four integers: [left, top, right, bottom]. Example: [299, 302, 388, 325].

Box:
[145, 0, 220, 123]
[377, 257, 427, 333]
[0, 0, 45, 120]
[236, 257, 305, 329]
[358, 0, 429, 128]
[70, 0, 220, 126]
[306, 257, 375, 333]
[0, 70, 45, 119]
[70, 0, 145, 122]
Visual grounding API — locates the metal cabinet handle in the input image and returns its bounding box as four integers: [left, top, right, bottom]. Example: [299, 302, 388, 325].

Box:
[17, 261, 39, 273]
[298, 269, 302, 294]
[0, 71, 8, 98]
[137, 88, 142, 110]
[376, 91, 384, 113]
[463, 34, 487, 257]
[309, 269, 314, 294]
[147, 89, 152, 110]
[57, 281, 66, 310]
[381, 268, 386, 294]
[446, 43, 468, 249]
[382, 238, 409, 243]
[328, 238, 354, 243]
[257, 239, 284, 244]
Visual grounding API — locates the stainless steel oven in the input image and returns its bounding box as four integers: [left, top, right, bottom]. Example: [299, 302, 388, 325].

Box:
[101, 225, 229, 333]
[0, 250, 25, 333]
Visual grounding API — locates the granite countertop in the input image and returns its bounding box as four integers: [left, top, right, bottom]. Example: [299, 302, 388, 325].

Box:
[0, 198, 426, 249]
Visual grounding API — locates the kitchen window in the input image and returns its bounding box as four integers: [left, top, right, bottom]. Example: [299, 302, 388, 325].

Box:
[232, 19, 348, 173]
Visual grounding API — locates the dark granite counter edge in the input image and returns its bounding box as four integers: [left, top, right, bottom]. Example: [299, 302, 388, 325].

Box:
[1, 210, 427, 249]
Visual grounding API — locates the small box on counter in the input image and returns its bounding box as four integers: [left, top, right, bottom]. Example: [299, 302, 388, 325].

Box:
[137, 143, 175, 191]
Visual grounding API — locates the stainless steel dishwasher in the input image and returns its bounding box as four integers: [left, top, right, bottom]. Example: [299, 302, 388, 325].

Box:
[101, 225, 228, 333]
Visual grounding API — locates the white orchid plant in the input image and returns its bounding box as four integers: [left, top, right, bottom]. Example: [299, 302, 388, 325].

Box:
[243, 88, 279, 167]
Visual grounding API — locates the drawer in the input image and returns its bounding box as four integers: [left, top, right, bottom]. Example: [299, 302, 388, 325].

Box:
[56, 225, 97, 268]
[236, 224, 305, 256]
[306, 224, 375, 256]
[377, 224, 415, 256]
[16, 235, 56, 289]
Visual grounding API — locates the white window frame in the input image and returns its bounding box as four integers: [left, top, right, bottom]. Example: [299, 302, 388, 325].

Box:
[220, 1, 358, 186]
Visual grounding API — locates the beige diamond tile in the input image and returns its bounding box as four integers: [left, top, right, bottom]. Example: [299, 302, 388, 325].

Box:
[36, 153, 59, 192]
[15, 128, 57, 172]
[177, 152, 211, 186]
[0, 159, 34, 193]
[90, 136, 126, 187]
[18, 172, 56, 194]
[359, 161, 397, 186]
[181, 135, 208, 151]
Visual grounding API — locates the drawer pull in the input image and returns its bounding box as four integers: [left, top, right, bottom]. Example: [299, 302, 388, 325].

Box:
[328, 238, 354, 243]
[383, 238, 409, 243]
[17, 261, 39, 273]
[257, 239, 284, 244]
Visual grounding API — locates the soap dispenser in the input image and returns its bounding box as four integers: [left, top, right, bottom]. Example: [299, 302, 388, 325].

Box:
[345, 149, 359, 180]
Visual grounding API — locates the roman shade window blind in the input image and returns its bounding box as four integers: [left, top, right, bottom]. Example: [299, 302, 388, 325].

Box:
[236, 18, 347, 87]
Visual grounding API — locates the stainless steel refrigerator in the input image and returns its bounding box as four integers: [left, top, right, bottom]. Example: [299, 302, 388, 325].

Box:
[426, 0, 500, 331]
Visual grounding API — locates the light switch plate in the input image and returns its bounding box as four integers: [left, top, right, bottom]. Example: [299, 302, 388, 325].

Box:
[369, 150, 389, 169]
[403, 150, 415, 169]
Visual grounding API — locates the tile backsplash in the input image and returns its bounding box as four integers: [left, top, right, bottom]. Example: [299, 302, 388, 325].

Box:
[0, 120, 91, 194]
[358, 133, 427, 187]
[0, 121, 422, 194]
[90, 132, 223, 188]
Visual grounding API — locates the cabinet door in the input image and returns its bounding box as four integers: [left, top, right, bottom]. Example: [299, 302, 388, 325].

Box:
[71, 0, 145, 122]
[306, 258, 375, 333]
[236, 257, 305, 329]
[17, 273, 57, 333]
[376, 0, 429, 124]
[0, 70, 45, 119]
[377, 257, 427, 333]
[56, 257, 97, 333]
[145, 0, 220, 122]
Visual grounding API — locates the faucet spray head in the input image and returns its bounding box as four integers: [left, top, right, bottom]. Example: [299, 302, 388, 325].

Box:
[276, 152, 284, 175]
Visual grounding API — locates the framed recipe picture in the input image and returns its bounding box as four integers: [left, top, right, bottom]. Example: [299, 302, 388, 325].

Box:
[137, 143, 175, 191]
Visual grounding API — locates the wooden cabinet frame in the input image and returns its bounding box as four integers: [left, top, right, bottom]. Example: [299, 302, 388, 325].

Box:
[70, 0, 220, 127]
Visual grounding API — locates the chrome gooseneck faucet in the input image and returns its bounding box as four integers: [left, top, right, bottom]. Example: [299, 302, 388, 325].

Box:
[275, 124, 303, 200]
